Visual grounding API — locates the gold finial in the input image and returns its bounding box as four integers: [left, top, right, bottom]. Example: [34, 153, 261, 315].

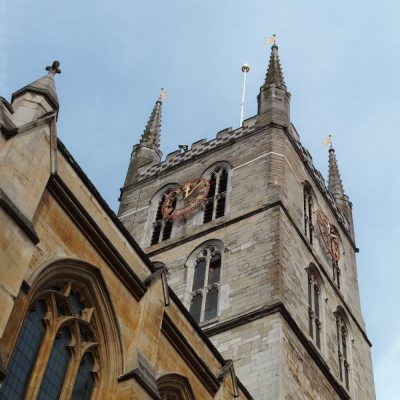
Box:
[241, 63, 250, 73]
[266, 34, 277, 46]
[159, 88, 168, 102]
[322, 134, 333, 148]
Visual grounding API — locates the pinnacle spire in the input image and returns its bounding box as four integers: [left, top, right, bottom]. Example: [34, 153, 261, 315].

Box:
[11, 60, 61, 113]
[328, 146, 345, 198]
[140, 98, 162, 149]
[264, 44, 286, 90]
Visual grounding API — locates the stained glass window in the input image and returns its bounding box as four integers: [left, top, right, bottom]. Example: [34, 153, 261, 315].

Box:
[71, 352, 95, 400]
[1, 284, 100, 399]
[0, 300, 46, 400]
[37, 327, 72, 400]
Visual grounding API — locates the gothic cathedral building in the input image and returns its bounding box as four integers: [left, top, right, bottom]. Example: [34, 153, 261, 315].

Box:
[0, 45, 375, 399]
[118, 44, 375, 399]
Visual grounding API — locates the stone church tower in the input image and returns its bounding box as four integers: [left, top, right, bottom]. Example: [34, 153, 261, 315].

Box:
[118, 44, 375, 399]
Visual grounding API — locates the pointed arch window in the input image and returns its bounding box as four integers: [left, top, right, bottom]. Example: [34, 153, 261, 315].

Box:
[0, 283, 99, 400]
[0, 299, 46, 399]
[203, 167, 228, 223]
[158, 373, 195, 400]
[307, 270, 321, 349]
[151, 191, 176, 245]
[335, 312, 350, 391]
[303, 183, 314, 244]
[330, 225, 341, 289]
[189, 247, 221, 324]
[333, 261, 341, 289]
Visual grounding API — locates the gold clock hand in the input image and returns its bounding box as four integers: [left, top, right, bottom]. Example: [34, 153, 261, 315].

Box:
[186, 181, 203, 198]
[183, 184, 190, 199]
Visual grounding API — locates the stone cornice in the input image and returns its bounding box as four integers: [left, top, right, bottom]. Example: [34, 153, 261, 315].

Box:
[57, 138, 156, 274]
[0, 187, 39, 244]
[47, 174, 147, 301]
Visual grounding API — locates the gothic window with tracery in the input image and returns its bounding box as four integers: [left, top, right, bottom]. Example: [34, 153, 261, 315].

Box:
[151, 191, 176, 245]
[189, 246, 221, 324]
[308, 270, 321, 349]
[0, 283, 99, 400]
[303, 182, 314, 244]
[203, 167, 228, 223]
[330, 226, 341, 289]
[335, 311, 350, 391]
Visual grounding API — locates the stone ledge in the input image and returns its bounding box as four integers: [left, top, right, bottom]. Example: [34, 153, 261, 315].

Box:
[0, 187, 39, 244]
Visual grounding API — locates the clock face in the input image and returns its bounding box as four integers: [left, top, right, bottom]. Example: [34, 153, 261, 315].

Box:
[161, 178, 210, 219]
[316, 209, 340, 262]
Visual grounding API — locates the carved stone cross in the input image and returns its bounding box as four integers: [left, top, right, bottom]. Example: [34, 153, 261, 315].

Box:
[45, 61, 61, 75]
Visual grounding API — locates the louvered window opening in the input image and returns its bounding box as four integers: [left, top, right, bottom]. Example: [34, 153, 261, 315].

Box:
[203, 168, 228, 224]
[308, 272, 321, 349]
[336, 314, 350, 391]
[189, 247, 221, 324]
[332, 261, 341, 289]
[303, 185, 313, 244]
[0, 285, 99, 400]
[151, 193, 176, 245]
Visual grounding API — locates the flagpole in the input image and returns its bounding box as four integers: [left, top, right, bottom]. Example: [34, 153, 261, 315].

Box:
[240, 64, 250, 127]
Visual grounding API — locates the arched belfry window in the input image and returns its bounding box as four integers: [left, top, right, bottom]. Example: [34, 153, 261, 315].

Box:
[203, 166, 229, 224]
[151, 189, 176, 245]
[335, 309, 351, 391]
[303, 182, 314, 244]
[187, 243, 223, 324]
[0, 262, 122, 400]
[330, 225, 341, 289]
[307, 265, 323, 350]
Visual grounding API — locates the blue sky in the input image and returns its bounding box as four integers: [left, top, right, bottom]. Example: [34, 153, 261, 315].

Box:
[1, 1, 398, 398]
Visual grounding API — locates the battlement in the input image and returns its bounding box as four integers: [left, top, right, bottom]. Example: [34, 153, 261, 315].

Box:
[135, 116, 257, 181]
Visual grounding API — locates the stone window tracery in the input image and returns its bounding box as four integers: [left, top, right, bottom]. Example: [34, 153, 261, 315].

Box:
[0, 282, 99, 400]
[188, 246, 221, 324]
[151, 190, 176, 245]
[203, 167, 228, 223]
[330, 226, 341, 289]
[303, 182, 314, 244]
[307, 270, 321, 349]
[335, 311, 350, 391]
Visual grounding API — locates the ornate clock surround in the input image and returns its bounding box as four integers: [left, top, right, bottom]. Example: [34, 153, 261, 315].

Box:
[316, 209, 340, 262]
[161, 178, 210, 220]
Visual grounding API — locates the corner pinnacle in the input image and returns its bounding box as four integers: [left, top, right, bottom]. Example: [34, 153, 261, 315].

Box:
[328, 146, 345, 198]
[140, 96, 162, 148]
[264, 43, 286, 90]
